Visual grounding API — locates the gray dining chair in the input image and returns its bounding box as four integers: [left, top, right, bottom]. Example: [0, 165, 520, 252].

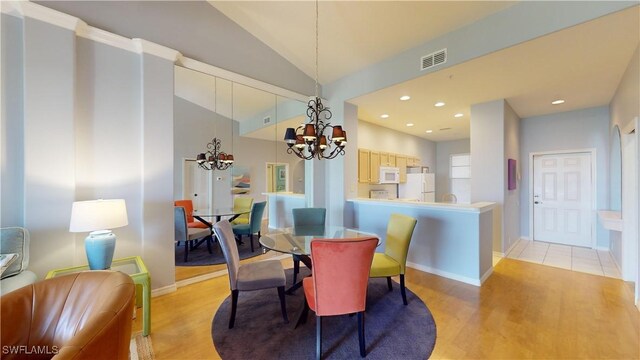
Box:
[174, 206, 212, 262]
[213, 220, 288, 329]
[292, 208, 326, 285]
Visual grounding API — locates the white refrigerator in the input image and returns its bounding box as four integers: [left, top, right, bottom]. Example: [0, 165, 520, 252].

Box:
[399, 173, 435, 202]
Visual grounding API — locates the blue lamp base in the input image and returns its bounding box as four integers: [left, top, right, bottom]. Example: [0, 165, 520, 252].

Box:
[85, 230, 116, 270]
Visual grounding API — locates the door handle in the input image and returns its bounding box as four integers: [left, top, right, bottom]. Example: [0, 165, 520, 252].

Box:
[534, 201, 542, 204]
[194, 194, 198, 197]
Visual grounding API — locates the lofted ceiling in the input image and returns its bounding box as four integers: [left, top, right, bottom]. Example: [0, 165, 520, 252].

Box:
[210, 1, 516, 84]
[212, 2, 638, 143]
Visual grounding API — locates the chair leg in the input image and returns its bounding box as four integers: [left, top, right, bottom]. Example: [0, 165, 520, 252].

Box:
[229, 290, 239, 329]
[386, 277, 393, 292]
[250, 234, 254, 252]
[316, 315, 322, 360]
[277, 286, 288, 323]
[357, 311, 366, 357]
[206, 235, 213, 254]
[295, 296, 310, 328]
[184, 241, 189, 262]
[293, 257, 300, 285]
[258, 231, 262, 248]
[400, 274, 408, 305]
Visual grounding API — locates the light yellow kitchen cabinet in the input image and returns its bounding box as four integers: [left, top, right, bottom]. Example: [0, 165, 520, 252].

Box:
[358, 149, 370, 183]
[369, 151, 380, 184]
[396, 155, 407, 183]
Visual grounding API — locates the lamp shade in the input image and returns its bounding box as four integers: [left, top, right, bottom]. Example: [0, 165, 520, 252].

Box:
[69, 199, 128, 232]
[284, 128, 297, 143]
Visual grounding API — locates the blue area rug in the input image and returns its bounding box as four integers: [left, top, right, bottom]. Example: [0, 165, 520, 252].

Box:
[211, 269, 437, 359]
[175, 237, 262, 266]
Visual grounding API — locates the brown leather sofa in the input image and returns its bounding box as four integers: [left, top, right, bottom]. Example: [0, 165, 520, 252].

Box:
[1, 271, 135, 360]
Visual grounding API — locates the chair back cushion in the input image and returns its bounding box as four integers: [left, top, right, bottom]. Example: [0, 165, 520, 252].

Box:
[385, 213, 418, 274]
[232, 197, 253, 224]
[292, 208, 326, 227]
[174, 207, 188, 243]
[249, 202, 267, 233]
[174, 200, 195, 223]
[0, 227, 30, 279]
[1, 271, 135, 360]
[310, 237, 377, 316]
[213, 220, 241, 290]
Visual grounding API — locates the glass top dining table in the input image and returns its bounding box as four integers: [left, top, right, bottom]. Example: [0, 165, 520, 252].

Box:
[193, 207, 251, 225]
[259, 225, 380, 256]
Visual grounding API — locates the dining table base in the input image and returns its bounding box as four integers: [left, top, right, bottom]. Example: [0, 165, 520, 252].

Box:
[286, 254, 312, 294]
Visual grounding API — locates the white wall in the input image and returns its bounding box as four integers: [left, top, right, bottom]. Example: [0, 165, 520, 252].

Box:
[609, 45, 639, 302]
[503, 102, 521, 252]
[519, 106, 610, 248]
[435, 139, 470, 200]
[470, 100, 506, 253]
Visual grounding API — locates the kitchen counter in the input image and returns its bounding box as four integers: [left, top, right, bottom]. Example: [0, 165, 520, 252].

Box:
[348, 198, 495, 213]
[347, 198, 496, 286]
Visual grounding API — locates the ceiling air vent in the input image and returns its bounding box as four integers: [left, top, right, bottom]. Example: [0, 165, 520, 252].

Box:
[421, 48, 447, 71]
[263, 116, 272, 125]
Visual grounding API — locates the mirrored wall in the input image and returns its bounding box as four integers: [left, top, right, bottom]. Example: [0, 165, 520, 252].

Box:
[173, 65, 308, 280]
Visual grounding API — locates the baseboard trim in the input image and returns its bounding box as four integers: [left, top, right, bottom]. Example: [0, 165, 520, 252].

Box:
[151, 284, 176, 297]
[480, 266, 494, 284]
[521, 236, 531, 241]
[595, 246, 610, 251]
[406, 261, 483, 287]
[493, 251, 505, 258]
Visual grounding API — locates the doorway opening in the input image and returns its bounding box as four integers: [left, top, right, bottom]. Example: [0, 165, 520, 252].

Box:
[266, 163, 290, 193]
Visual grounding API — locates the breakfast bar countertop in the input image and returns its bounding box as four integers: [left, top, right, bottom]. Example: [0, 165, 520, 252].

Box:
[347, 198, 495, 213]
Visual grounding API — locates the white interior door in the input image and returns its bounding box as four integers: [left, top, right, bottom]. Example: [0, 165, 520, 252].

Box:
[533, 152, 593, 247]
[183, 160, 211, 214]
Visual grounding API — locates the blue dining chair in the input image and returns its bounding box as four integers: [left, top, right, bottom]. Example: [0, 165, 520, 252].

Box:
[232, 201, 266, 253]
[292, 208, 326, 285]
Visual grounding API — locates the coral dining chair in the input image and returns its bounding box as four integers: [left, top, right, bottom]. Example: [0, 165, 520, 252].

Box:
[174, 200, 209, 229]
[369, 213, 417, 305]
[297, 237, 378, 359]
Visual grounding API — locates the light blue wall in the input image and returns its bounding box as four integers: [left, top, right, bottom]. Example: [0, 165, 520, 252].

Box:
[34, 1, 316, 96]
[519, 106, 610, 247]
[1, 14, 24, 227]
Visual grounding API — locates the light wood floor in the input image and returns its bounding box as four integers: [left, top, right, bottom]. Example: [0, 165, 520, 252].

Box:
[135, 257, 639, 359]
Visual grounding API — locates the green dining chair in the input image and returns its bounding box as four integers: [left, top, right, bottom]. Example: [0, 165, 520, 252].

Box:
[232, 201, 266, 253]
[369, 213, 417, 305]
[231, 197, 253, 225]
[292, 208, 326, 286]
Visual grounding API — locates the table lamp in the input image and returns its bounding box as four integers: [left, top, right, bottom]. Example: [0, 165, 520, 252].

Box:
[69, 199, 128, 270]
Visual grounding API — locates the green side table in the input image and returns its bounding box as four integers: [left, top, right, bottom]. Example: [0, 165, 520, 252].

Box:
[46, 256, 151, 336]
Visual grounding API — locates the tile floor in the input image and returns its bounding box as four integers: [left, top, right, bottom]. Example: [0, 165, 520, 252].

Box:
[505, 239, 621, 278]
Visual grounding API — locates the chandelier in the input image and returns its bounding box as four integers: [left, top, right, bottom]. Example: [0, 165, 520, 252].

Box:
[283, 0, 347, 160]
[196, 138, 234, 171]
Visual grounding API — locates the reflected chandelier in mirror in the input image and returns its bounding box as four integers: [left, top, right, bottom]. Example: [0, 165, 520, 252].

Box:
[196, 137, 234, 171]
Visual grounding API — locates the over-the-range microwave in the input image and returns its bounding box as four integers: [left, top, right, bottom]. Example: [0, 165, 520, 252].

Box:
[379, 167, 400, 184]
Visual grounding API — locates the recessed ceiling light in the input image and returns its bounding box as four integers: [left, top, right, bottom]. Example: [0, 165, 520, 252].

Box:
[454, 113, 464, 118]
[380, 114, 389, 119]
[426, 130, 433, 133]
[434, 102, 445, 107]
[406, 123, 414, 127]
[551, 99, 565, 105]
[400, 95, 411, 101]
